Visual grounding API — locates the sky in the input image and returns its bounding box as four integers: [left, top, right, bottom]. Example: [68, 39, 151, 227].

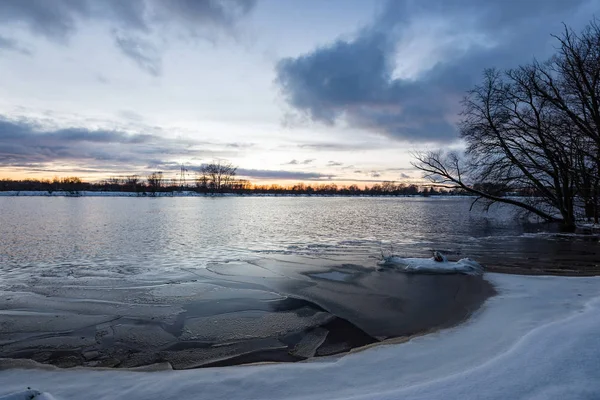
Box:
[0, 0, 598, 185]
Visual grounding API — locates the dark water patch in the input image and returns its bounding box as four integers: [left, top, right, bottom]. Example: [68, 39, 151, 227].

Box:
[0, 254, 494, 369]
[315, 318, 378, 357]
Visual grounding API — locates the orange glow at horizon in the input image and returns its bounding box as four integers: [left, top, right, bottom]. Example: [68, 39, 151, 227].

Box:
[1, 169, 421, 190]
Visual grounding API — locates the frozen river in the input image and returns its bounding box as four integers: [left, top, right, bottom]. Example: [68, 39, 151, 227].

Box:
[0, 197, 597, 368]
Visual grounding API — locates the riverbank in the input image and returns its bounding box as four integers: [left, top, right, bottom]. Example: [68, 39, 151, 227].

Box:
[2, 273, 598, 400]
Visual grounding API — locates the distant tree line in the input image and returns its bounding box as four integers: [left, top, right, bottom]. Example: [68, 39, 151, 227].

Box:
[0, 161, 466, 196]
[0, 176, 465, 196]
[414, 20, 600, 229]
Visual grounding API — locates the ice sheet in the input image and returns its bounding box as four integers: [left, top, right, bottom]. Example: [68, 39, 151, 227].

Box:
[1, 273, 599, 399]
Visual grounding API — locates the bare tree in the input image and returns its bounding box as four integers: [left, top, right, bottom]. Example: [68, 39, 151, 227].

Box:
[199, 160, 237, 191]
[125, 175, 141, 192]
[147, 171, 164, 194]
[196, 171, 209, 191]
[412, 150, 560, 221]
[105, 177, 122, 191]
[60, 176, 83, 193]
[413, 20, 600, 229]
[529, 21, 600, 222]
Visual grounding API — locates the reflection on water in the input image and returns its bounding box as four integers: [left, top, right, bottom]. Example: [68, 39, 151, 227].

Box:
[0, 196, 596, 368]
[0, 196, 597, 273]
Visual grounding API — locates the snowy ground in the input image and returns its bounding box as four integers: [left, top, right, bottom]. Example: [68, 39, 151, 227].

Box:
[1, 273, 599, 400]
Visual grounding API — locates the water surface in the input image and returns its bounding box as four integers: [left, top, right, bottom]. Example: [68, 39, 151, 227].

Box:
[0, 197, 595, 368]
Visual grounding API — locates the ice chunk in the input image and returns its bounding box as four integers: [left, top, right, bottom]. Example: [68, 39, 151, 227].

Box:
[0, 390, 56, 400]
[112, 323, 177, 348]
[290, 327, 329, 358]
[161, 338, 288, 369]
[180, 309, 334, 342]
[379, 256, 484, 275]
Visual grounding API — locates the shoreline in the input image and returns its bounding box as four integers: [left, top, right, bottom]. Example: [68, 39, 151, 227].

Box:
[1, 273, 599, 400]
[1, 265, 595, 371]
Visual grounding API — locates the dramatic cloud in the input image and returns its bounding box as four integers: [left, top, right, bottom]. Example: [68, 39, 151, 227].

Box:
[0, 0, 256, 74]
[0, 115, 333, 181]
[237, 168, 333, 180]
[276, 0, 593, 143]
[0, 116, 219, 172]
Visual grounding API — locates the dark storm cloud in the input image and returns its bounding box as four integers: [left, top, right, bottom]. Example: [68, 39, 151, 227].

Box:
[0, 116, 216, 170]
[276, 0, 593, 143]
[237, 169, 333, 180]
[0, 0, 256, 74]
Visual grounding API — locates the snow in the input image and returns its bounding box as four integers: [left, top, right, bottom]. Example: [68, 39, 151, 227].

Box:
[1, 273, 599, 400]
[379, 256, 484, 275]
[0, 390, 56, 400]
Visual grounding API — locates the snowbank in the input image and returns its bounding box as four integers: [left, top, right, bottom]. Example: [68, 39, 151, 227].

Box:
[379, 256, 484, 275]
[1, 273, 599, 400]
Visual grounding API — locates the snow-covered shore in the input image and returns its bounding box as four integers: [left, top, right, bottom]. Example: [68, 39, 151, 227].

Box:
[1, 273, 599, 400]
